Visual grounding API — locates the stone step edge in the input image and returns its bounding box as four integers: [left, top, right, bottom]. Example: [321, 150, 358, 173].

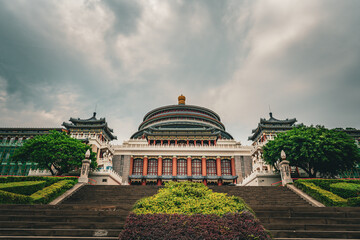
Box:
[49, 183, 86, 205]
[0, 237, 117, 239]
[287, 184, 325, 207]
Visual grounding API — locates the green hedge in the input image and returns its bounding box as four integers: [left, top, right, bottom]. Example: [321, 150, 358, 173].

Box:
[0, 181, 47, 195]
[31, 179, 77, 204]
[348, 197, 360, 207]
[0, 176, 78, 204]
[303, 179, 360, 191]
[295, 180, 347, 206]
[0, 190, 33, 204]
[330, 182, 360, 199]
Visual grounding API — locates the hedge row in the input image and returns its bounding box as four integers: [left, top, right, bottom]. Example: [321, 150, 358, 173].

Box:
[31, 179, 77, 204]
[330, 182, 360, 199]
[295, 180, 347, 206]
[119, 212, 272, 240]
[0, 181, 47, 195]
[304, 179, 360, 191]
[0, 177, 78, 204]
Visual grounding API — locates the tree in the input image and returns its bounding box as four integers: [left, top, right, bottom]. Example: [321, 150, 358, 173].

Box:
[12, 131, 97, 176]
[263, 125, 360, 178]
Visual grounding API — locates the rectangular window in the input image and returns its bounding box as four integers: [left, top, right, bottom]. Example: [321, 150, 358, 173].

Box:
[133, 159, 143, 175]
[221, 160, 232, 175]
[206, 160, 216, 176]
[192, 159, 202, 175]
[177, 159, 187, 175]
[162, 159, 172, 175]
[147, 159, 158, 175]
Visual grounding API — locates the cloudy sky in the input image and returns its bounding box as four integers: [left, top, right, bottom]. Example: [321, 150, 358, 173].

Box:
[0, 0, 359, 145]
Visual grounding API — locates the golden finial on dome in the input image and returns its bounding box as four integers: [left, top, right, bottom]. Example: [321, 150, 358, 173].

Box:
[178, 94, 186, 105]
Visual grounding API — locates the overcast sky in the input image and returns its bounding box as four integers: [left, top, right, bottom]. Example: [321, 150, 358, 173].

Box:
[0, 0, 359, 145]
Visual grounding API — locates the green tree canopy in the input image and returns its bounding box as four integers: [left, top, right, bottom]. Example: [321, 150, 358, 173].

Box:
[263, 125, 360, 178]
[12, 131, 97, 176]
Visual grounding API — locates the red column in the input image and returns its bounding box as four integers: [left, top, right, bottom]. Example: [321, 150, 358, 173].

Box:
[231, 156, 236, 184]
[175, 140, 178, 145]
[216, 156, 222, 186]
[168, 140, 170, 145]
[142, 156, 148, 186]
[201, 140, 203, 146]
[161, 140, 163, 146]
[187, 140, 189, 145]
[208, 140, 211, 146]
[157, 156, 162, 186]
[148, 140, 150, 145]
[187, 156, 192, 177]
[129, 156, 134, 175]
[202, 156, 207, 186]
[172, 156, 177, 176]
[194, 140, 197, 146]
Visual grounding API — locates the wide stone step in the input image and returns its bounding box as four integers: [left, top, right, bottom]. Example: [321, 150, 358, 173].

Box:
[264, 224, 360, 231]
[271, 230, 360, 238]
[0, 221, 124, 229]
[259, 217, 360, 225]
[0, 209, 128, 216]
[0, 229, 121, 237]
[0, 215, 127, 223]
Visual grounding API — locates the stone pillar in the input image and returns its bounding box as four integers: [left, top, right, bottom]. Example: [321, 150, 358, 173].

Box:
[129, 156, 134, 175]
[79, 150, 91, 183]
[187, 140, 189, 145]
[187, 156, 192, 177]
[161, 140, 163, 146]
[276, 150, 293, 186]
[157, 156, 162, 186]
[202, 156, 207, 186]
[172, 156, 177, 176]
[201, 140, 203, 146]
[231, 156, 236, 184]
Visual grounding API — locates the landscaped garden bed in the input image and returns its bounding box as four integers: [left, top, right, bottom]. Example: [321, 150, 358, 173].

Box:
[0, 176, 78, 204]
[119, 182, 272, 240]
[294, 179, 360, 207]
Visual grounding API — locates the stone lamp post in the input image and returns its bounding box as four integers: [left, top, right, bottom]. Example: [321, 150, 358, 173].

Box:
[276, 150, 293, 186]
[78, 150, 91, 183]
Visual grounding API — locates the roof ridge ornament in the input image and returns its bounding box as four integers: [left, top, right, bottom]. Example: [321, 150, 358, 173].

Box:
[178, 95, 186, 105]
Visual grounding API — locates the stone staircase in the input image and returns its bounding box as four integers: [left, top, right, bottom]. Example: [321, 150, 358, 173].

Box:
[0, 185, 359, 239]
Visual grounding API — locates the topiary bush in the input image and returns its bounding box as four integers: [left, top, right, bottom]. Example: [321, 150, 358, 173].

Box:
[119, 212, 271, 240]
[120, 182, 272, 240]
[133, 181, 253, 216]
[0, 190, 33, 204]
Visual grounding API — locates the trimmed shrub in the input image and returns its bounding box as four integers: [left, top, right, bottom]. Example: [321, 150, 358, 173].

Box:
[295, 180, 347, 206]
[0, 190, 32, 204]
[30, 179, 77, 204]
[348, 197, 360, 207]
[0, 181, 47, 195]
[303, 179, 360, 191]
[133, 181, 252, 216]
[119, 212, 271, 240]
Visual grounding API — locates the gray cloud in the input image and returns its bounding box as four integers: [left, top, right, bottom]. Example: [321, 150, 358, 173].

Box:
[0, 0, 359, 144]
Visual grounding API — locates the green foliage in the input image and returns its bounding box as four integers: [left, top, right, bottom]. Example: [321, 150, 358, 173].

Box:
[0, 181, 47, 195]
[348, 197, 360, 207]
[302, 178, 360, 191]
[0, 190, 33, 204]
[11, 131, 97, 176]
[0, 176, 78, 204]
[295, 180, 347, 206]
[31, 179, 77, 204]
[133, 181, 253, 216]
[330, 182, 360, 199]
[263, 125, 360, 178]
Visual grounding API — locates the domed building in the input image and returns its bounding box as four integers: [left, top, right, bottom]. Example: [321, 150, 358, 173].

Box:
[112, 95, 253, 185]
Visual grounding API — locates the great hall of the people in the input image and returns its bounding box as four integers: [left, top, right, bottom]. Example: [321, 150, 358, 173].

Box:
[1, 95, 359, 185]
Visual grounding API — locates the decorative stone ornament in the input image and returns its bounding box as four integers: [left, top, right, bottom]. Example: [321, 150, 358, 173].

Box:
[79, 150, 92, 183]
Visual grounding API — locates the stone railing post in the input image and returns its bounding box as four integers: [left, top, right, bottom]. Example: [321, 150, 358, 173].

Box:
[78, 150, 91, 183]
[277, 150, 293, 186]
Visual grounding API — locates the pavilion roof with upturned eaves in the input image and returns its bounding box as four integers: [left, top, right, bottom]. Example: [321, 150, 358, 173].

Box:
[62, 112, 117, 140]
[248, 112, 297, 141]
